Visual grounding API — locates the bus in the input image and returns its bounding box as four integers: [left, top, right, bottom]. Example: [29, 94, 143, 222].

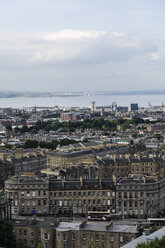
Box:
[87, 211, 111, 221]
[147, 218, 165, 226]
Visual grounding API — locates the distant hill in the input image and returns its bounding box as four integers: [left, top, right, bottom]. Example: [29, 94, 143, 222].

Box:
[0, 90, 165, 98]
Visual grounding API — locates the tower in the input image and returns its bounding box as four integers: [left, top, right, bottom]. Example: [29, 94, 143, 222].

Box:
[91, 101, 96, 113]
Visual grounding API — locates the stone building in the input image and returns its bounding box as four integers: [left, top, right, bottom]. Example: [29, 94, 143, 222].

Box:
[0, 191, 12, 220]
[5, 175, 165, 219]
[5, 176, 49, 217]
[12, 218, 139, 248]
[56, 221, 139, 248]
[48, 150, 94, 168]
[0, 149, 47, 188]
[49, 178, 116, 217]
[116, 176, 165, 218]
[97, 155, 165, 178]
[12, 218, 56, 248]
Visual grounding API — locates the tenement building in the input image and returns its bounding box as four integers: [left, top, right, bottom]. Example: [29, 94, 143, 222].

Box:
[5, 176, 49, 217]
[49, 177, 116, 216]
[116, 176, 165, 218]
[0, 149, 47, 188]
[5, 175, 165, 219]
[12, 218, 139, 248]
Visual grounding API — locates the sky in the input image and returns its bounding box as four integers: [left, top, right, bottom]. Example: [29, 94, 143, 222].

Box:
[0, 0, 165, 92]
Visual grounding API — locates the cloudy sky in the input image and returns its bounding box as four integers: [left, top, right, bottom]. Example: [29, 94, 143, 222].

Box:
[0, 0, 165, 92]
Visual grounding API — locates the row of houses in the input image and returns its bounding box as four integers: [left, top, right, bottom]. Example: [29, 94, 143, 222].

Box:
[5, 174, 165, 219]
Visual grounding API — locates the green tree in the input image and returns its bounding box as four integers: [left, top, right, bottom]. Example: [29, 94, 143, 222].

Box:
[21, 125, 29, 133]
[24, 140, 39, 148]
[0, 218, 28, 248]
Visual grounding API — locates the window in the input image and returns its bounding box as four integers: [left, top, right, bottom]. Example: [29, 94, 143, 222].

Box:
[57, 233, 60, 241]
[44, 233, 49, 240]
[43, 200, 47, 205]
[112, 192, 115, 197]
[27, 201, 30, 206]
[108, 200, 110, 206]
[72, 233, 76, 240]
[63, 234, 67, 241]
[32, 191, 35, 197]
[31, 232, 34, 237]
[110, 235, 114, 242]
[82, 234, 86, 240]
[27, 191, 30, 197]
[73, 192, 76, 197]
[120, 236, 123, 242]
[38, 191, 40, 196]
[95, 234, 99, 241]
[32, 200, 35, 206]
[90, 234, 94, 241]
[19, 230, 22, 236]
[125, 236, 128, 242]
[24, 230, 27, 236]
[38, 200, 41, 205]
[21, 192, 24, 196]
[44, 243, 48, 248]
[97, 191, 101, 196]
[108, 191, 110, 197]
[64, 201, 67, 207]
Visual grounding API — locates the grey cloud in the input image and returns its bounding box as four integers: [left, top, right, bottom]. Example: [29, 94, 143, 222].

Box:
[0, 30, 157, 68]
